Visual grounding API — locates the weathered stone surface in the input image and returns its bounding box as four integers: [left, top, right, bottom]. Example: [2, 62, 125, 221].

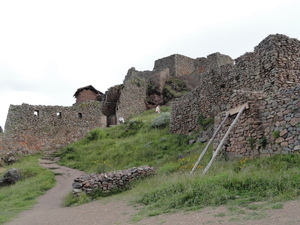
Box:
[169, 34, 300, 158]
[1, 33, 300, 161]
[0, 168, 21, 186]
[0, 101, 106, 154]
[72, 166, 155, 195]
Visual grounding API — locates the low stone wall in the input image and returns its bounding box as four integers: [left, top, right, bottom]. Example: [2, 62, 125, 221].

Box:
[72, 166, 155, 195]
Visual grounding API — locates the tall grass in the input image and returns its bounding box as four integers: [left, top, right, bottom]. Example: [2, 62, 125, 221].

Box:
[56, 106, 200, 174]
[56, 106, 300, 218]
[0, 155, 56, 224]
[130, 154, 300, 216]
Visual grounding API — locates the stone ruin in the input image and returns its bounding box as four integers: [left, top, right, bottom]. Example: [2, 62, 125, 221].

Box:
[116, 52, 233, 121]
[170, 34, 300, 158]
[72, 165, 155, 195]
[115, 33, 300, 159]
[0, 33, 299, 159]
[0, 101, 106, 154]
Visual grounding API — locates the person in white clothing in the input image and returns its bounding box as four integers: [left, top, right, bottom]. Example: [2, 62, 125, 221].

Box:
[155, 105, 160, 113]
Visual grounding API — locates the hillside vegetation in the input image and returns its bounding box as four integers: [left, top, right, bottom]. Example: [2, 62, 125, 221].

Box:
[0, 155, 56, 224]
[56, 106, 300, 218]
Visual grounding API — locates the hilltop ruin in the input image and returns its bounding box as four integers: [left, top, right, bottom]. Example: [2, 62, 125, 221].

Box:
[0, 33, 299, 158]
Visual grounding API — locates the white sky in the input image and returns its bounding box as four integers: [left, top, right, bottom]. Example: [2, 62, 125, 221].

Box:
[0, 0, 299, 129]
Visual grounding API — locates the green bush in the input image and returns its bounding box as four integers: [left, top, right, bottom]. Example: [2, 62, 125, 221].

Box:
[197, 114, 213, 130]
[259, 136, 268, 149]
[272, 131, 280, 140]
[248, 138, 256, 150]
[150, 112, 170, 128]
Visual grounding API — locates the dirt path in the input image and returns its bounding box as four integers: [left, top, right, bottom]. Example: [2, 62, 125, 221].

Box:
[6, 154, 300, 225]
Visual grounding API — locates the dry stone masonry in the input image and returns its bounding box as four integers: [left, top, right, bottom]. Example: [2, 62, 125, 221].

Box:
[72, 165, 155, 195]
[170, 34, 300, 158]
[214, 86, 300, 158]
[1, 33, 299, 160]
[0, 101, 106, 155]
[117, 52, 233, 121]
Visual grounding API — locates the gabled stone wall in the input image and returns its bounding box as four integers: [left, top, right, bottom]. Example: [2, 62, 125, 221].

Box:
[75, 89, 99, 103]
[0, 101, 106, 154]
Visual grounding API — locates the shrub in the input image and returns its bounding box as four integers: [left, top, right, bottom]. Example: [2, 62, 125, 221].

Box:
[248, 138, 256, 150]
[150, 112, 170, 129]
[85, 129, 107, 142]
[162, 79, 189, 102]
[197, 114, 214, 130]
[259, 136, 268, 149]
[272, 131, 280, 140]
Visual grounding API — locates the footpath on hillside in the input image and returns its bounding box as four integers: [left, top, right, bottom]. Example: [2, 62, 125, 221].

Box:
[5, 151, 300, 225]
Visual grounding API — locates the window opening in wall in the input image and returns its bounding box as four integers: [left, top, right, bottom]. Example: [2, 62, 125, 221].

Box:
[78, 113, 83, 119]
[34, 110, 39, 117]
[56, 112, 62, 119]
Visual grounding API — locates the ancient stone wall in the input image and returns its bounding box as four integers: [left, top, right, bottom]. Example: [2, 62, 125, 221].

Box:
[117, 68, 172, 122]
[154, 54, 194, 77]
[118, 52, 234, 122]
[170, 34, 300, 135]
[0, 101, 106, 154]
[72, 165, 155, 195]
[214, 86, 300, 158]
[193, 52, 234, 75]
[116, 74, 148, 122]
[100, 85, 123, 126]
[75, 89, 99, 103]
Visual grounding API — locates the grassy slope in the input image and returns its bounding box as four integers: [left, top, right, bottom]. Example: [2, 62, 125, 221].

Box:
[56, 107, 204, 174]
[0, 155, 56, 224]
[56, 106, 300, 218]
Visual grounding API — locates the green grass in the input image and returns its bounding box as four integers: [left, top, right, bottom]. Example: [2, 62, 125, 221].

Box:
[3, 105, 299, 223]
[127, 154, 300, 218]
[55, 106, 300, 222]
[0, 154, 56, 224]
[55, 106, 201, 174]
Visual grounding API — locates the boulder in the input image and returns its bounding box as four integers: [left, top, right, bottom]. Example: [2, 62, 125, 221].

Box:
[0, 168, 21, 186]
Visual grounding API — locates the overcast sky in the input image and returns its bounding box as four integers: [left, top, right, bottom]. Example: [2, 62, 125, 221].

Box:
[0, 0, 299, 129]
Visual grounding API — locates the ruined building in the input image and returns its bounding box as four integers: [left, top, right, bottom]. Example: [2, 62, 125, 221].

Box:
[116, 33, 300, 159]
[73, 85, 103, 103]
[170, 34, 300, 158]
[0, 33, 299, 159]
[0, 87, 107, 154]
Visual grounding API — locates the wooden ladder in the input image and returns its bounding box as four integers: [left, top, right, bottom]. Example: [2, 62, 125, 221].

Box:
[190, 103, 248, 175]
